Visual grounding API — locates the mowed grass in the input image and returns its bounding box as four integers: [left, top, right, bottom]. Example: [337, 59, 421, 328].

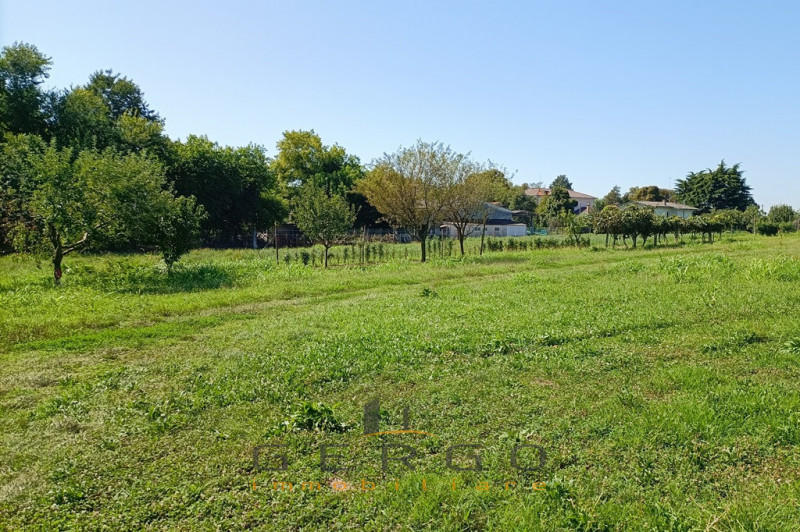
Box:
[2, 234, 800, 530]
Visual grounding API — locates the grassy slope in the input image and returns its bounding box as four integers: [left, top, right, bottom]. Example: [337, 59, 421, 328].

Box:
[2, 235, 800, 530]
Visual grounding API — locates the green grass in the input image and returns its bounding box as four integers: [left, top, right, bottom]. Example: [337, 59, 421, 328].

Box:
[2, 233, 800, 530]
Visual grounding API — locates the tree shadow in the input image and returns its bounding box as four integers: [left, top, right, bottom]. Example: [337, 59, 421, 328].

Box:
[90, 262, 237, 294]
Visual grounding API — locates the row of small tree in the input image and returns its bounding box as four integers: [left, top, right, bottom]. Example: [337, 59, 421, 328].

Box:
[589, 204, 791, 248]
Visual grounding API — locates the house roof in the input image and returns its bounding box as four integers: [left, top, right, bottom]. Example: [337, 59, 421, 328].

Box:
[525, 187, 597, 200]
[634, 200, 697, 210]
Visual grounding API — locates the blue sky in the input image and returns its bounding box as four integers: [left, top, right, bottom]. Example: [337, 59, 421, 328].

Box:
[2, 1, 798, 207]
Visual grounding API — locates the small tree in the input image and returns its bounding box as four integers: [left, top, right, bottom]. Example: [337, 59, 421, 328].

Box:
[442, 165, 494, 256]
[152, 195, 205, 273]
[292, 184, 356, 268]
[357, 141, 453, 262]
[10, 142, 199, 284]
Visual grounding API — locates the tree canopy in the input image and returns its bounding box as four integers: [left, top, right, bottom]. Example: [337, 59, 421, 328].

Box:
[167, 135, 285, 246]
[550, 174, 572, 190]
[358, 141, 469, 262]
[675, 161, 754, 213]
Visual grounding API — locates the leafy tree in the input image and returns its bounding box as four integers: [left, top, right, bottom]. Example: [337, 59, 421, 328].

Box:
[712, 209, 745, 233]
[153, 195, 205, 272]
[620, 205, 656, 248]
[85, 70, 159, 121]
[51, 87, 114, 150]
[292, 184, 356, 267]
[550, 174, 572, 190]
[358, 140, 456, 262]
[675, 160, 754, 213]
[0, 42, 53, 137]
[441, 162, 494, 256]
[535, 186, 576, 226]
[0, 133, 46, 251]
[602, 185, 623, 205]
[9, 144, 199, 283]
[743, 205, 763, 233]
[768, 204, 796, 223]
[271, 130, 363, 197]
[168, 136, 285, 246]
[623, 186, 673, 202]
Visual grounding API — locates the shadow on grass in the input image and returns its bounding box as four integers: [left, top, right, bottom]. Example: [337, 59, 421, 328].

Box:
[85, 262, 237, 294]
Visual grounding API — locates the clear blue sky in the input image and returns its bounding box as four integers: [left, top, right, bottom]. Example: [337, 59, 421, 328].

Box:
[2, 1, 798, 207]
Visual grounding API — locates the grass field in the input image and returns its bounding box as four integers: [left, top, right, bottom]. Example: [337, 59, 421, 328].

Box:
[2, 234, 800, 530]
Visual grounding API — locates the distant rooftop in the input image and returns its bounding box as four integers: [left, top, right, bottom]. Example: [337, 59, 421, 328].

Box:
[525, 187, 597, 200]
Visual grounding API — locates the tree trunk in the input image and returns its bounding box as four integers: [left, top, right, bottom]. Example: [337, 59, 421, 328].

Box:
[324, 246, 329, 268]
[49, 226, 63, 286]
[252, 227, 258, 249]
[420, 234, 427, 263]
[52, 245, 63, 286]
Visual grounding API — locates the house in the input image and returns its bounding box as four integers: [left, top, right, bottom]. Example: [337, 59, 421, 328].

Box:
[633, 200, 697, 219]
[525, 188, 597, 214]
[439, 202, 527, 238]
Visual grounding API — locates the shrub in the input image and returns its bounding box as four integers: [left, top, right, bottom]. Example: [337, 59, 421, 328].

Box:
[757, 222, 779, 236]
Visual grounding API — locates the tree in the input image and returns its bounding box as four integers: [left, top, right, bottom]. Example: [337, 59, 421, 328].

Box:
[0, 42, 53, 137]
[675, 161, 755, 213]
[357, 140, 455, 262]
[620, 205, 656, 248]
[152, 195, 205, 273]
[441, 163, 493, 256]
[10, 143, 200, 283]
[768, 204, 796, 223]
[167, 136, 285, 246]
[51, 87, 114, 150]
[292, 184, 356, 268]
[0, 133, 46, 251]
[535, 186, 577, 226]
[623, 186, 673, 202]
[602, 186, 623, 205]
[271, 130, 363, 196]
[592, 205, 624, 247]
[85, 70, 159, 122]
[550, 174, 572, 190]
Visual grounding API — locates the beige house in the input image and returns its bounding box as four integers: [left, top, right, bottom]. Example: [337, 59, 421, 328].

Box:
[525, 188, 597, 214]
[634, 200, 697, 219]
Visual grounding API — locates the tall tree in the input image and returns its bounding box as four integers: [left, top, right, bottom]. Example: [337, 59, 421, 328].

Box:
[550, 174, 573, 190]
[0, 42, 53, 137]
[357, 141, 456, 262]
[51, 87, 114, 150]
[85, 70, 159, 121]
[675, 161, 754, 213]
[602, 185, 623, 205]
[271, 130, 363, 196]
[168, 136, 284, 246]
[292, 184, 356, 267]
[535, 186, 577, 225]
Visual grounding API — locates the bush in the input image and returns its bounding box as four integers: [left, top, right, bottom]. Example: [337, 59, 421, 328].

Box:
[757, 222, 779, 236]
[778, 222, 796, 234]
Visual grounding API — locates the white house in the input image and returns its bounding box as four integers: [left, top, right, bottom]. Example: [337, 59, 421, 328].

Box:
[633, 200, 697, 219]
[440, 203, 527, 238]
[525, 188, 597, 214]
